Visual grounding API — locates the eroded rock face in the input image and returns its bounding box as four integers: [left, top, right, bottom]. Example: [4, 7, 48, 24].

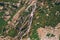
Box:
[37, 23, 60, 40]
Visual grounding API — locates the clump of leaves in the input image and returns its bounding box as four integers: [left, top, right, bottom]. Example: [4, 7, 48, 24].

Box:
[46, 33, 55, 37]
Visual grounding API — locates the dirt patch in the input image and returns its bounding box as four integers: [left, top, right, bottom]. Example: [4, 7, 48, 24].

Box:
[37, 23, 60, 40]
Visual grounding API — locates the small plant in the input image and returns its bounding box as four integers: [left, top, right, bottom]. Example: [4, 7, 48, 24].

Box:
[46, 33, 55, 37]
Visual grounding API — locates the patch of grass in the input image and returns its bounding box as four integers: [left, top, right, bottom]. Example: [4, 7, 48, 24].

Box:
[8, 28, 18, 37]
[0, 12, 5, 17]
[3, 0, 19, 3]
[0, 18, 7, 34]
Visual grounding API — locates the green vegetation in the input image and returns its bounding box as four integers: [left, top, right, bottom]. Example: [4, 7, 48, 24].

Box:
[46, 33, 55, 37]
[0, 18, 7, 34]
[30, 0, 60, 40]
[8, 28, 18, 37]
[0, 18, 7, 27]
[30, 23, 40, 40]
[0, 0, 60, 40]
[0, 0, 19, 2]
[0, 12, 5, 17]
